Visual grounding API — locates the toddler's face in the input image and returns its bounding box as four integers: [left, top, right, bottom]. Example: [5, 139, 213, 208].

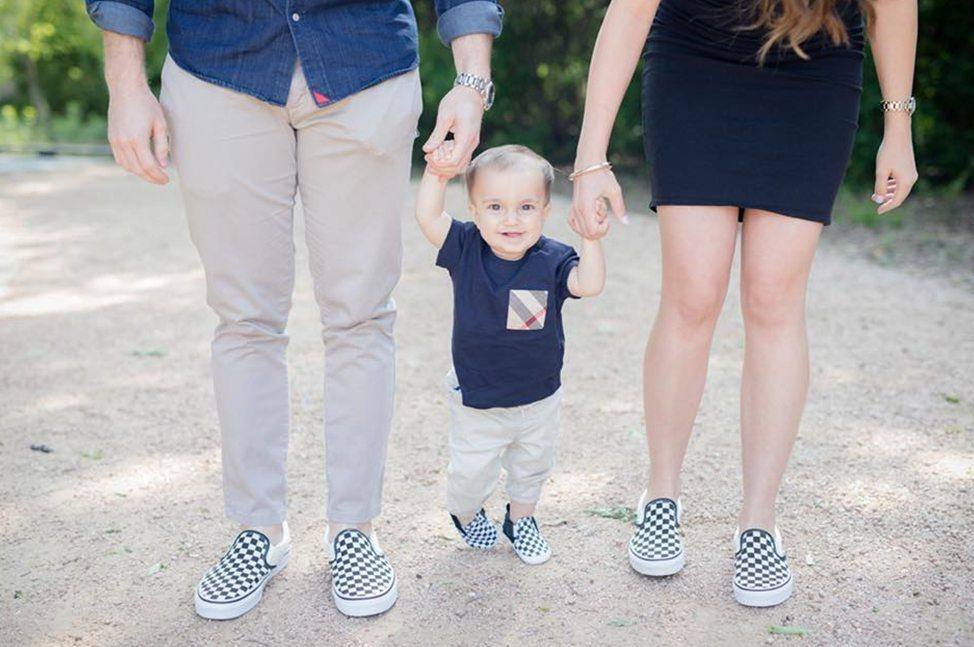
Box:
[468, 166, 550, 261]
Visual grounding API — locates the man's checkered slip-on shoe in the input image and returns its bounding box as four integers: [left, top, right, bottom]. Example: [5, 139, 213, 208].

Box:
[327, 527, 398, 617]
[732, 526, 794, 607]
[451, 509, 498, 550]
[502, 504, 551, 565]
[628, 492, 684, 576]
[194, 523, 291, 620]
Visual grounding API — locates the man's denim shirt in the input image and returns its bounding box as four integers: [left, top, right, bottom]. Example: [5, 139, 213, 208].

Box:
[85, 1, 503, 107]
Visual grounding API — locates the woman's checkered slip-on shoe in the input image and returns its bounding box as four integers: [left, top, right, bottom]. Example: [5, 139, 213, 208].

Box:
[628, 492, 685, 576]
[327, 527, 398, 617]
[732, 525, 794, 607]
[502, 504, 551, 565]
[450, 509, 499, 550]
[194, 523, 291, 620]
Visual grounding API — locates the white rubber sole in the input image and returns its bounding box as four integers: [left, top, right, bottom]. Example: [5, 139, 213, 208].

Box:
[333, 578, 398, 617]
[194, 551, 290, 620]
[732, 576, 794, 607]
[513, 547, 551, 565]
[629, 548, 684, 577]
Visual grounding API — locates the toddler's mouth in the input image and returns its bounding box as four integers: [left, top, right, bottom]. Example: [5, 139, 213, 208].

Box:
[501, 232, 524, 238]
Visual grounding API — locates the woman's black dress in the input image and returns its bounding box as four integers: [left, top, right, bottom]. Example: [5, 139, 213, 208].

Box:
[642, 0, 866, 224]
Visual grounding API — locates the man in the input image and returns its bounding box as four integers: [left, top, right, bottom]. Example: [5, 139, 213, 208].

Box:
[85, 0, 501, 619]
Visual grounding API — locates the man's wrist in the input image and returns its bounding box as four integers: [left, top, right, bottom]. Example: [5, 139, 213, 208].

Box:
[450, 34, 492, 79]
[103, 31, 148, 94]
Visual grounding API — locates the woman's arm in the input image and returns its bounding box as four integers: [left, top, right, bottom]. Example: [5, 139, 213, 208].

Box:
[571, 0, 660, 237]
[868, 0, 919, 214]
[568, 238, 606, 298]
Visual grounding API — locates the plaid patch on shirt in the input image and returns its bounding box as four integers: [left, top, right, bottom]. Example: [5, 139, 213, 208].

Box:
[507, 289, 548, 330]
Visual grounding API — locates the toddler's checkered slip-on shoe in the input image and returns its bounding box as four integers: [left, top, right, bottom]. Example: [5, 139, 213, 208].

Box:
[502, 504, 551, 565]
[628, 492, 685, 576]
[194, 522, 291, 620]
[450, 509, 499, 550]
[732, 525, 794, 607]
[327, 527, 398, 617]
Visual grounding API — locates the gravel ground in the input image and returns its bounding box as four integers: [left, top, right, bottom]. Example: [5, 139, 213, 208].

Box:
[1, 160, 972, 646]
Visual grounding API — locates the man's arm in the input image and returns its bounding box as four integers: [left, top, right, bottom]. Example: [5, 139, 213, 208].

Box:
[423, 1, 503, 178]
[86, 1, 169, 185]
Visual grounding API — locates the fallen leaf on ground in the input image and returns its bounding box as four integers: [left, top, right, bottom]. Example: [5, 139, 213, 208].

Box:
[585, 506, 635, 522]
[608, 619, 634, 627]
[131, 349, 166, 357]
[768, 626, 809, 636]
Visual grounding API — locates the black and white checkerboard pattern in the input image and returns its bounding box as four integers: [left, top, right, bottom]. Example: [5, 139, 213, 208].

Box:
[734, 529, 792, 591]
[508, 516, 550, 561]
[453, 509, 498, 549]
[629, 498, 682, 561]
[330, 530, 396, 600]
[197, 531, 272, 603]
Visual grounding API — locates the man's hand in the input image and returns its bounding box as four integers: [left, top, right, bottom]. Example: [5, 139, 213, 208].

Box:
[108, 85, 169, 185]
[422, 86, 484, 179]
[103, 31, 169, 185]
[423, 33, 492, 179]
[426, 140, 461, 183]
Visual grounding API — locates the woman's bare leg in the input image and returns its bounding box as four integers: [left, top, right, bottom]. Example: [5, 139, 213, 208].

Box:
[738, 209, 823, 531]
[644, 206, 739, 500]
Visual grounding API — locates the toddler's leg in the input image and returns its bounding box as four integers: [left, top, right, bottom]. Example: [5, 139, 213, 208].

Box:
[503, 389, 564, 515]
[445, 389, 515, 520]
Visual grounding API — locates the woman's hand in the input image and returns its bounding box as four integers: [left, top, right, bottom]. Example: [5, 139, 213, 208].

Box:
[569, 166, 628, 239]
[872, 118, 918, 215]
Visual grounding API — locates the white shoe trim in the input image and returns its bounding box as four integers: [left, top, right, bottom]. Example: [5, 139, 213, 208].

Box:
[332, 578, 398, 617]
[194, 549, 290, 620]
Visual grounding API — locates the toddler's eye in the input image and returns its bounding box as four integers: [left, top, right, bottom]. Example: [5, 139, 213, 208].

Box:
[521, 204, 536, 211]
[487, 204, 501, 211]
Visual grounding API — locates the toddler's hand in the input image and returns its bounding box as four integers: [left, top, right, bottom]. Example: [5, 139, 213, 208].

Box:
[424, 140, 461, 181]
[570, 199, 609, 241]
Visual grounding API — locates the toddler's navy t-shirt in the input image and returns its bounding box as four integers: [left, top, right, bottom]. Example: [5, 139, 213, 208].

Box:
[436, 218, 580, 409]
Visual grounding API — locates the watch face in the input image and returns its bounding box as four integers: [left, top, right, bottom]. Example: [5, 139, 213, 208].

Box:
[485, 83, 496, 111]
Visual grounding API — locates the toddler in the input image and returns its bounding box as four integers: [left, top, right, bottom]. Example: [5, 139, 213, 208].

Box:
[415, 143, 606, 564]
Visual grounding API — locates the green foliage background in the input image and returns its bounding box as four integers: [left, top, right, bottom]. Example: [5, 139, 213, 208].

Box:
[1, 0, 971, 191]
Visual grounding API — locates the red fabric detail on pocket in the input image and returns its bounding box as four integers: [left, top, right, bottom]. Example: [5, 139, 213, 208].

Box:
[312, 90, 329, 105]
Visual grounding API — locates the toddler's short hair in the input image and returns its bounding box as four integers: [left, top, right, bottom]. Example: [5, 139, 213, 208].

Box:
[465, 144, 555, 204]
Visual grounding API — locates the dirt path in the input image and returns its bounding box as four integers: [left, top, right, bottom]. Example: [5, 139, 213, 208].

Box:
[1, 160, 972, 646]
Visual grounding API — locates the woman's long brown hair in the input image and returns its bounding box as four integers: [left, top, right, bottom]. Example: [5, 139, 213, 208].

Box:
[748, 0, 874, 62]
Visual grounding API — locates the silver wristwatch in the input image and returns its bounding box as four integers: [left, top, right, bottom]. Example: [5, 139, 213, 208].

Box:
[454, 72, 495, 111]
[880, 97, 916, 116]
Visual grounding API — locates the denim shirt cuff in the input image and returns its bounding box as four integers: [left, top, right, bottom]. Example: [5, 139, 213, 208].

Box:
[437, 1, 504, 46]
[87, 1, 154, 42]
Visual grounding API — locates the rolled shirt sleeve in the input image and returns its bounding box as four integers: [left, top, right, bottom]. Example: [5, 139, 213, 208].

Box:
[86, 1, 155, 42]
[436, 0, 504, 45]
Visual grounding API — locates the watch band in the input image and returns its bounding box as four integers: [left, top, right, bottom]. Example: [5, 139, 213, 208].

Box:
[880, 97, 916, 116]
[454, 72, 495, 111]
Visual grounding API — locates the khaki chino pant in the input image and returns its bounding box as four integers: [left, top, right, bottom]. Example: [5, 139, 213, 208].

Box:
[161, 56, 422, 525]
[443, 369, 563, 516]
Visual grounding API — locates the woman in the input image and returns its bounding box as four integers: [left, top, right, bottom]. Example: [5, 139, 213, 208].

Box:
[570, 0, 917, 606]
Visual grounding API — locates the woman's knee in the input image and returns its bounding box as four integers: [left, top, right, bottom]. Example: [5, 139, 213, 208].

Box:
[661, 283, 727, 331]
[741, 277, 805, 330]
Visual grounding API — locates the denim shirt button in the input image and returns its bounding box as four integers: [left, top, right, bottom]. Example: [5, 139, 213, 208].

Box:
[291, 12, 300, 22]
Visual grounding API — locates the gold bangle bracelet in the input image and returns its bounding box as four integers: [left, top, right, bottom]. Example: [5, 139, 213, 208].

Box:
[569, 161, 612, 181]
